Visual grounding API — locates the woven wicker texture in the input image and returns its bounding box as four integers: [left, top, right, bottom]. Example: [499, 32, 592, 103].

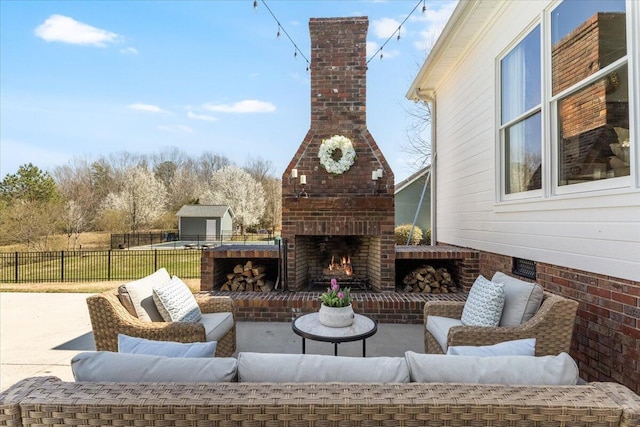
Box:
[424, 291, 578, 356]
[87, 291, 236, 357]
[2, 376, 639, 427]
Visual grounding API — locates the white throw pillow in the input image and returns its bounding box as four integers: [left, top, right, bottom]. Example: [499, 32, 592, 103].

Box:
[492, 272, 544, 327]
[153, 276, 201, 322]
[118, 334, 217, 357]
[237, 352, 410, 383]
[460, 275, 505, 327]
[120, 268, 172, 322]
[72, 352, 237, 382]
[404, 351, 579, 385]
[447, 338, 536, 356]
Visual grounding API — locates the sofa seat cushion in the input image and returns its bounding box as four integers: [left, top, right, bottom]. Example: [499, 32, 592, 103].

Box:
[426, 316, 464, 352]
[202, 312, 234, 342]
[492, 272, 544, 327]
[71, 351, 237, 382]
[461, 275, 505, 327]
[237, 352, 410, 383]
[118, 334, 217, 357]
[118, 268, 171, 322]
[152, 276, 202, 323]
[405, 351, 579, 385]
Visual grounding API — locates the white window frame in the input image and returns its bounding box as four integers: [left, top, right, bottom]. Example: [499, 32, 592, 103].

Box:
[497, 0, 638, 202]
[497, 23, 543, 202]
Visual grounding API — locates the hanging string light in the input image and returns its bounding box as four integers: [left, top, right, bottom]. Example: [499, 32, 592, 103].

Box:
[366, 0, 427, 64]
[253, 0, 310, 71]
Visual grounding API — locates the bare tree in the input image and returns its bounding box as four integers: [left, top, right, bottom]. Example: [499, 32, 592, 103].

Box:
[100, 166, 168, 232]
[167, 168, 205, 211]
[200, 165, 265, 234]
[400, 98, 432, 172]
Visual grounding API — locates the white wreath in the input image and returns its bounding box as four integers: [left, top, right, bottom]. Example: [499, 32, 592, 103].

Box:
[318, 135, 356, 174]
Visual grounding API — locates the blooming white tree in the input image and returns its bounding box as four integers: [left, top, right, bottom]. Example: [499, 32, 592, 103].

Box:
[200, 165, 265, 233]
[100, 166, 167, 232]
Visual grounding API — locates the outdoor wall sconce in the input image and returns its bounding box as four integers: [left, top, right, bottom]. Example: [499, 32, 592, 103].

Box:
[291, 168, 309, 198]
[371, 168, 384, 193]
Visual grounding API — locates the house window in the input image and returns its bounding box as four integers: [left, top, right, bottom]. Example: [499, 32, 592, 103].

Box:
[500, 26, 541, 195]
[551, 0, 629, 187]
[499, 0, 632, 199]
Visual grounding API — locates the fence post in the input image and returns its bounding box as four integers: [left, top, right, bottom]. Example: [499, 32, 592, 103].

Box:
[108, 250, 111, 280]
[14, 252, 18, 283]
[154, 250, 158, 271]
[61, 251, 65, 282]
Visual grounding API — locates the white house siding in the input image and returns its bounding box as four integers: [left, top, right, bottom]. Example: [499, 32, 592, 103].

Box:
[433, 1, 640, 281]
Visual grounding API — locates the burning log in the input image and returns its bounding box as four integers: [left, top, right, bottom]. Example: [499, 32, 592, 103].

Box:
[323, 255, 353, 279]
[402, 265, 458, 293]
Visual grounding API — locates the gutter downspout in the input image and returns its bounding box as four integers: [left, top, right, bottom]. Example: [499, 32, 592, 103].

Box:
[413, 88, 436, 246]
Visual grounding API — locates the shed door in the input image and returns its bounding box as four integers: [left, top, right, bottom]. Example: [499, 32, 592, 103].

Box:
[206, 219, 217, 240]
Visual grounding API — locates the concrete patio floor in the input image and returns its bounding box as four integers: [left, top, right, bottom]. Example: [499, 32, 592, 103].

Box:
[0, 292, 424, 392]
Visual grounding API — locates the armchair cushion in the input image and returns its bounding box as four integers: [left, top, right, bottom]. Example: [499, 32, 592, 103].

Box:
[492, 272, 544, 326]
[118, 268, 171, 322]
[460, 275, 505, 327]
[446, 338, 536, 356]
[202, 312, 235, 342]
[426, 316, 463, 352]
[72, 351, 237, 382]
[405, 351, 579, 385]
[152, 276, 201, 323]
[118, 334, 217, 357]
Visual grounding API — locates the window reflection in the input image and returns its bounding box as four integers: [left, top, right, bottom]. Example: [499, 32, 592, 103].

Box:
[552, 0, 629, 185]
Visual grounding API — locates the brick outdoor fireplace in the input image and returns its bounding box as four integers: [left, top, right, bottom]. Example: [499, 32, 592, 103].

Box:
[281, 17, 395, 292]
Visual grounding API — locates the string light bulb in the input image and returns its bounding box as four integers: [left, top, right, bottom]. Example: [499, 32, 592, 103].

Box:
[253, 1, 258, 10]
[277, 24, 281, 38]
[397, 25, 401, 41]
[422, 0, 427, 13]
[294, 50, 297, 59]
[380, 47, 383, 60]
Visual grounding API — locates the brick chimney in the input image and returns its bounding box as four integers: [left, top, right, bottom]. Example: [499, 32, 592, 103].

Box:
[282, 17, 395, 292]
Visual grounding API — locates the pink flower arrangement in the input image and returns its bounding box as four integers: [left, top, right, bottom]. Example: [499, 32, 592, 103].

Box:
[319, 278, 353, 307]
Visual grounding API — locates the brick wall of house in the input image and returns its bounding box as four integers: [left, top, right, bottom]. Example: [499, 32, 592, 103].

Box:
[478, 250, 640, 394]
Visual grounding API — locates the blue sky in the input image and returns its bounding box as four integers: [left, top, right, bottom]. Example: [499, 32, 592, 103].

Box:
[1, 0, 456, 183]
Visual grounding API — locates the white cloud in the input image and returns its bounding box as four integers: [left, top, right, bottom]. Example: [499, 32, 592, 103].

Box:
[412, 1, 458, 52]
[203, 100, 276, 113]
[372, 17, 401, 39]
[128, 103, 166, 113]
[157, 124, 194, 133]
[187, 111, 218, 122]
[366, 41, 379, 58]
[120, 47, 138, 55]
[34, 14, 120, 47]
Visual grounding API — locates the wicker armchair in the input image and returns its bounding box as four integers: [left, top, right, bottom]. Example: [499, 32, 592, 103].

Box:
[87, 291, 236, 357]
[424, 291, 578, 356]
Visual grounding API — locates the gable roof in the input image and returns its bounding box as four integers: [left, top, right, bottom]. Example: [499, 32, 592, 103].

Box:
[395, 166, 431, 194]
[176, 205, 234, 218]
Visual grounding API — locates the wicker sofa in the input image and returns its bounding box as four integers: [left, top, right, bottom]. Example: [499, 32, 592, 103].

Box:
[1, 375, 639, 427]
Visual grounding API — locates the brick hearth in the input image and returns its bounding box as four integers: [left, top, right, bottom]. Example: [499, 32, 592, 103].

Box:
[205, 290, 467, 324]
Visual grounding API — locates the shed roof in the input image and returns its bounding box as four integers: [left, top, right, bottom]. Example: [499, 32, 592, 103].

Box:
[176, 205, 233, 218]
[395, 166, 431, 194]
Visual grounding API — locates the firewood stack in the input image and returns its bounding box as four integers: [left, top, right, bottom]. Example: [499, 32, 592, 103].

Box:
[219, 260, 274, 292]
[402, 265, 458, 293]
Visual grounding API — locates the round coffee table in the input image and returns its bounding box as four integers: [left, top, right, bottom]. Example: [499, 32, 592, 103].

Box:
[292, 312, 377, 356]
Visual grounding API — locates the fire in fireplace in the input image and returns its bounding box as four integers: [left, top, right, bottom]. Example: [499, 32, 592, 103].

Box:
[326, 255, 353, 278]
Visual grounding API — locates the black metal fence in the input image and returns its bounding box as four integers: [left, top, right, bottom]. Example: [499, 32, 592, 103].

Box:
[110, 232, 276, 249]
[0, 250, 202, 283]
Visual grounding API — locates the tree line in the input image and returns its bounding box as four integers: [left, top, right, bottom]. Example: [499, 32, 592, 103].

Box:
[0, 148, 282, 250]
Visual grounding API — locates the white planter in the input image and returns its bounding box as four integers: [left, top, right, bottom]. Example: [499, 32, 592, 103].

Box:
[318, 304, 355, 328]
